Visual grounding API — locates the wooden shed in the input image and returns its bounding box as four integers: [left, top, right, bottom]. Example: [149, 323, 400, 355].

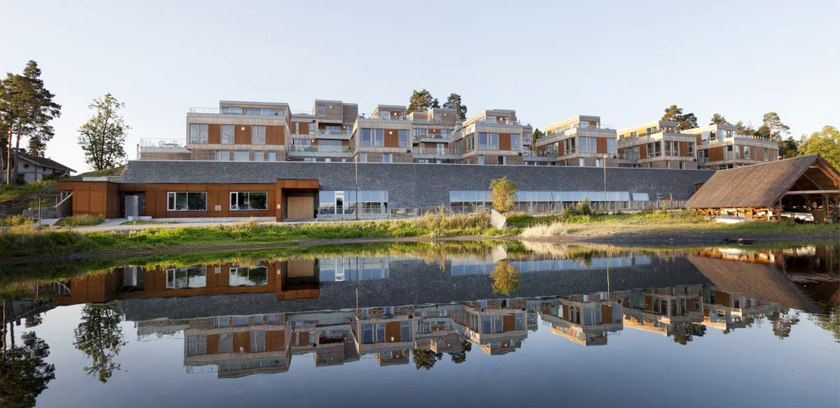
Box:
[686, 155, 840, 222]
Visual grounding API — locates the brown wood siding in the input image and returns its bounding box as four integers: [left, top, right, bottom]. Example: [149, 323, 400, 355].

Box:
[298, 122, 309, 135]
[267, 330, 285, 351]
[266, 126, 285, 145]
[235, 125, 251, 144]
[208, 124, 221, 144]
[385, 322, 401, 342]
[596, 138, 608, 154]
[384, 129, 400, 148]
[499, 133, 511, 150]
[503, 315, 515, 331]
[755, 147, 765, 161]
[640, 144, 648, 159]
[206, 334, 220, 355]
[679, 142, 689, 157]
[602, 305, 613, 324]
[558, 141, 565, 156]
[709, 146, 724, 162]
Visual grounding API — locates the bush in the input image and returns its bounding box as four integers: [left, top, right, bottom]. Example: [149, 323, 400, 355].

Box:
[0, 215, 34, 227]
[56, 214, 105, 227]
[520, 222, 567, 238]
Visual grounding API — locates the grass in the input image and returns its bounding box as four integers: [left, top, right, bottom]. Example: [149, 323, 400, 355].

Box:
[0, 214, 35, 227]
[121, 220, 173, 225]
[56, 214, 105, 227]
[74, 165, 125, 178]
[0, 212, 501, 258]
[0, 180, 56, 204]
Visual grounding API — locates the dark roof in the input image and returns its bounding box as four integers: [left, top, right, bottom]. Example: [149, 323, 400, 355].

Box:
[686, 155, 839, 208]
[17, 151, 75, 173]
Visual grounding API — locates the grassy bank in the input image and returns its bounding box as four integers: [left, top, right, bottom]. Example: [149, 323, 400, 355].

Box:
[0, 211, 497, 258]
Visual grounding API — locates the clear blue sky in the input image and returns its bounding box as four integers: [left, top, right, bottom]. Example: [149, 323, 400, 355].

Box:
[2, 0, 838, 172]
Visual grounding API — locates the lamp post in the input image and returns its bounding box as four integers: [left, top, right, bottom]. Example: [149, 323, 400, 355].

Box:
[603, 154, 608, 213]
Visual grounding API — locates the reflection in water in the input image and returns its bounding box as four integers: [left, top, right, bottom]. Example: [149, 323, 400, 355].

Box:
[0, 242, 838, 407]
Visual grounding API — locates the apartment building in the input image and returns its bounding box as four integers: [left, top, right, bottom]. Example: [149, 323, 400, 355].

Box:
[287, 100, 357, 162]
[533, 115, 618, 167]
[616, 120, 698, 169]
[452, 109, 529, 165]
[680, 124, 779, 169]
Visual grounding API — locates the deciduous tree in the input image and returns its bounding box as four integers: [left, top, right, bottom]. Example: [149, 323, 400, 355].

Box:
[489, 176, 518, 213]
[78, 94, 130, 171]
[799, 125, 840, 168]
[74, 304, 126, 383]
[491, 260, 520, 296]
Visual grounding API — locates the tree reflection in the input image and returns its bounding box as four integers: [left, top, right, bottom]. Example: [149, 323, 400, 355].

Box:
[491, 261, 520, 296]
[412, 349, 442, 370]
[810, 306, 840, 343]
[449, 340, 471, 364]
[767, 310, 801, 340]
[73, 303, 126, 383]
[673, 323, 707, 345]
[0, 331, 56, 408]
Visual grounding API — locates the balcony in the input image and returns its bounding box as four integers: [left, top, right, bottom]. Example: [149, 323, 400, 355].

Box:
[414, 133, 452, 142]
[139, 138, 189, 153]
[413, 146, 462, 159]
[317, 129, 352, 140]
[522, 150, 556, 161]
[288, 144, 353, 158]
[188, 107, 287, 119]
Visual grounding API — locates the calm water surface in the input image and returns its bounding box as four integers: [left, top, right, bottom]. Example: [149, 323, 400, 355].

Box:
[2, 242, 838, 408]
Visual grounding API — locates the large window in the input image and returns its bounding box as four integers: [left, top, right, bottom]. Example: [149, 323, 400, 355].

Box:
[360, 128, 385, 147]
[166, 267, 207, 289]
[743, 145, 751, 160]
[317, 190, 388, 216]
[664, 141, 679, 156]
[647, 142, 662, 158]
[230, 191, 268, 211]
[252, 125, 266, 145]
[229, 266, 268, 286]
[234, 150, 250, 161]
[221, 125, 234, 144]
[564, 138, 576, 154]
[510, 133, 521, 151]
[398, 129, 410, 148]
[606, 139, 616, 155]
[478, 133, 499, 150]
[215, 150, 230, 161]
[579, 137, 597, 153]
[189, 124, 208, 144]
[167, 192, 207, 211]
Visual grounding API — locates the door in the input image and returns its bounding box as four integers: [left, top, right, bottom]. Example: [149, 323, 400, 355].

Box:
[125, 195, 139, 218]
[335, 193, 344, 215]
[287, 196, 314, 219]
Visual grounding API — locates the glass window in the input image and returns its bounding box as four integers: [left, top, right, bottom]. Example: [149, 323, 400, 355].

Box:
[167, 192, 207, 211]
[252, 125, 266, 145]
[400, 321, 411, 341]
[234, 150, 250, 161]
[382, 153, 392, 163]
[359, 153, 367, 163]
[477, 155, 484, 165]
[189, 124, 208, 144]
[268, 151, 276, 161]
[607, 138, 616, 154]
[230, 191, 268, 211]
[510, 133, 520, 151]
[215, 150, 230, 161]
[229, 266, 268, 286]
[220, 333, 233, 354]
[398, 129, 409, 148]
[221, 125, 234, 144]
[187, 335, 207, 356]
[580, 137, 597, 153]
[165, 267, 207, 289]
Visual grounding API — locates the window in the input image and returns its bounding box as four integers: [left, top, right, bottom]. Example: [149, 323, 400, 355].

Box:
[579, 137, 597, 153]
[398, 129, 410, 148]
[221, 125, 234, 144]
[564, 138, 576, 154]
[477, 155, 484, 165]
[229, 266, 268, 286]
[606, 138, 616, 155]
[253, 151, 264, 162]
[187, 335, 207, 356]
[230, 191, 268, 211]
[647, 142, 662, 158]
[220, 333, 233, 354]
[743, 145, 751, 160]
[382, 153, 392, 163]
[359, 153, 367, 163]
[269, 151, 276, 161]
[189, 124, 208, 144]
[664, 141, 679, 156]
[167, 192, 207, 211]
[252, 125, 266, 145]
[478, 133, 499, 150]
[215, 150, 230, 161]
[400, 321, 412, 341]
[595, 158, 603, 168]
[234, 150, 250, 161]
[166, 267, 207, 289]
[316, 105, 326, 117]
[579, 157, 586, 166]
[251, 331, 266, 353]
[510, 133, 521, 151]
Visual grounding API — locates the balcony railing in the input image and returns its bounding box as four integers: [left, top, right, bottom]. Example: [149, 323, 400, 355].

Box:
[288, 145, 353, 154]
[414, 146, 463, 156]
[140, 138, 186, 148]
[188, 107, 286, 117]
[522, 150, 556, 158]
[359, 113, 408, 121]
[317, 129, 352, 138]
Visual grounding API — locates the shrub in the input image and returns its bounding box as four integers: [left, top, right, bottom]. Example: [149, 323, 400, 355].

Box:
[520, 222, 567, 238]
[56, 214, 105, 227]
[0, 215, 34, 227]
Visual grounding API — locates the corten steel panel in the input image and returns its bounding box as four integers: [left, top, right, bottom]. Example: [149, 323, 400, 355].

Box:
[235, 125, 252, 145]
[287, 196, 314, 218]
[266, 126, 285, 145]
[679, 142, 689, 157]
[499, 133, 511, 150]
[739, 145, 745, 159]
[298, 331, 310, 346]
[208, 124, 221, 144]
[640, 144, 648, 159]
[596, 138, 607, 154]
[384, 130, 400, 148]
[385, 321, 401, 342]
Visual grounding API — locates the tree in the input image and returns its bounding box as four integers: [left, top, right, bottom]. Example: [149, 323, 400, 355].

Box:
[778, 136, 801, 159]
[0, 61, 61, 184]
[407, 89, 436, 113]
[709, 113, 729, 126]
[73, 304, 126, 383]
[531, 128, 544, 146]
[762, 112, 790, 142]
[672, 323, 706, 345]
[78, 94, 130, 170]
[448, 340, 471, 364]
[799, 126, 839, 168]
[491, 260, 520, 296]
[412, 349, 442, 370]
[0, 331, 56, 408]
[489, 177, 518, 213]
[661, 104, 698, 131]
[442, 93, 468, 121]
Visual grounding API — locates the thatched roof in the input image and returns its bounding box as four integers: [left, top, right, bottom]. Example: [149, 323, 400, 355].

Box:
[686, 155, 839, 208]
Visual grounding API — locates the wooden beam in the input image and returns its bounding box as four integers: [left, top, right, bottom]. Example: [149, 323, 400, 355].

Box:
[785, 190, 840, 195]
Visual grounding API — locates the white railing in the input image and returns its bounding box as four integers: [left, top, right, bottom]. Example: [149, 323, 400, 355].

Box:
[414, 147, 462, 156]
[288, 145, 353, 153]
[140, 138, 186, 148]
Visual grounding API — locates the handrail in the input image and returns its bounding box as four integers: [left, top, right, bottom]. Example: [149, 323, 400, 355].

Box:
[140, 138, 186, 148]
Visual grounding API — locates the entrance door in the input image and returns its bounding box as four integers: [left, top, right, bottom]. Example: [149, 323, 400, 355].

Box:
[335, 192, 344, 215]
[125, 195, 139, 219]
[287, 196, 314, 219]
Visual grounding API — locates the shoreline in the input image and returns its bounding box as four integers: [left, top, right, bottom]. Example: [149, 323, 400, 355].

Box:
[1, 228, 836, 265]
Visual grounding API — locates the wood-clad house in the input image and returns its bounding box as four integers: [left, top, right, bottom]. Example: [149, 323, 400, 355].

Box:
[686, 155, 840, 221]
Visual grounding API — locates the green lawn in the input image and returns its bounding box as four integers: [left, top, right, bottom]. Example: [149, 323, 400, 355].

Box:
[0, 180, 56, 204]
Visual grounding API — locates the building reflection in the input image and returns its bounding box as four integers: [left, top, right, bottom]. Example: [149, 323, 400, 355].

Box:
[14, 243, 834, 377]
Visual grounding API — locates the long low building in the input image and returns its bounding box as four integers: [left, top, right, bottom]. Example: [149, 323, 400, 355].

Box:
[57, 161, 713, 221]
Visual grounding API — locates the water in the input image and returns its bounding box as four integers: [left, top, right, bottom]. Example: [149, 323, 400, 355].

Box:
[2, 242, 838, 408]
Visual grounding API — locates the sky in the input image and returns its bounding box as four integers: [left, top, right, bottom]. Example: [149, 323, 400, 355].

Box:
[1, 0, 838, 173]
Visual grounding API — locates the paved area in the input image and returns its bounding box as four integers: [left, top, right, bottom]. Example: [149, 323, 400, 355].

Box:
[61, 217, 390, 233]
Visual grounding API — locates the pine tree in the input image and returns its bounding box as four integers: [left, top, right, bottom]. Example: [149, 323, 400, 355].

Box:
[443, 93, 468, 121]
[407, 89, 435, 113]
[78, 94, 130, 171]
[710, 113, 729, 125]
[661, 104, 697, 131]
